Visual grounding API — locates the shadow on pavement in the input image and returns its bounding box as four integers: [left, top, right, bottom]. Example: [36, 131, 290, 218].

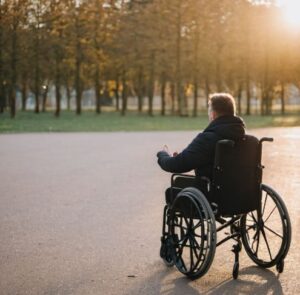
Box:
[125, 265, 283, 295]
[203, 266, 283, 295]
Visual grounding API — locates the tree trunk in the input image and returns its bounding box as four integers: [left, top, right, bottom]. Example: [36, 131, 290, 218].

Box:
[0, 3, 4, 114]
[260, 86, 265, 116]
[160, 72, 166, 116]
[148, 52, 155, 117]
[170, 82, 175, 115]
[66, 83, 71, 111]
[192, 18, 199, 118]
[237, 82, 242, 116]
[115, 75, 120, 111]
[54, 60, 61, 117]
[93, 0, 101, 115]
[175, 0, 183, 116]
[75, 77, 82, 115]
[267, 90, 273, 115]
[34, 38, 40, 114]
[121, 70, 127, 116]
[246, 75, 251, 115]
[216, 57, 222, 92]
[0, 85, 4, 113]
[21, 75, 27, 111]
[134, 66, 144, 113]
[215, 42, 223, 92]
[75, 56, 82, 114]
[204, 77, 210, 106]
[280, 82, 285, 115]
[193, 80, 198, 117]
[9, 85, 16, 118]
[55, 83, 61, 117]
[183, 84, 189, 116]
[54, 52, 61, 116]
[9, 12, 18, 118]
[95, 66, 101, 114]
[75, 12, 82, 115]
[34, 76, 40, 114]
[42, 85, 48, 112]
[33, 14, 40, 114]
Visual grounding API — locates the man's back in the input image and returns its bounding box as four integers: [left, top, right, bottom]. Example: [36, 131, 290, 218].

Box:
[157, 115, 245, 179]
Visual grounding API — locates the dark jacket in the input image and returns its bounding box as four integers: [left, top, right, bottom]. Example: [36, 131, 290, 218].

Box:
[157, 115, 245, 178]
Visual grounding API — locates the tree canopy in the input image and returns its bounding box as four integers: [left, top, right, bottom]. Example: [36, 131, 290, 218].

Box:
[0, 0, 299, 117]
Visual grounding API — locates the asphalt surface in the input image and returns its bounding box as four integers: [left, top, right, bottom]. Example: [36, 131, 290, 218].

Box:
[0, 128, 299, 295]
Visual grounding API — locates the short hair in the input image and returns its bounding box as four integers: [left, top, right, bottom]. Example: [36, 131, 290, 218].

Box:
[209, 93, 236, 116]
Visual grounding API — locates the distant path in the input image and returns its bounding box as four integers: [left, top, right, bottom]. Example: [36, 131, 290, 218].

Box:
[0, 127, 299, 294]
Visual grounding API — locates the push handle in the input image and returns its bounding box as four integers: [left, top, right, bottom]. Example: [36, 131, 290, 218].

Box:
[260, 137, 274, 143]
[258, 137, 274, 167]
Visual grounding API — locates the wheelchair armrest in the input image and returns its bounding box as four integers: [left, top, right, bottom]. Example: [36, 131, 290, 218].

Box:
[171, 173, 196, 187]
[171, 174, 212, 193]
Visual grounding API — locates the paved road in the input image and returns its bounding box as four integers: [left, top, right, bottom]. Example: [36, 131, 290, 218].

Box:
[0, 128, 299, 295]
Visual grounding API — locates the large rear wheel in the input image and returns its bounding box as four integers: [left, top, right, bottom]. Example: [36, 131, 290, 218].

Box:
[241, 184, 291, 268]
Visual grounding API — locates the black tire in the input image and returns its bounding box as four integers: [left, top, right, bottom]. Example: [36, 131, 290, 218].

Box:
[276, 260, 284, 273]
[169, 187, 216, 279]
[241, 184, 292, 268]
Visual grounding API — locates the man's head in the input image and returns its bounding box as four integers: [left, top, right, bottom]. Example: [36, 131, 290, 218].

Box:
[208, 93, 236, 122]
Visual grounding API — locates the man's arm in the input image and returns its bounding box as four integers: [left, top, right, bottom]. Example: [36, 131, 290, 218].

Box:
[157, 133, 213, 173]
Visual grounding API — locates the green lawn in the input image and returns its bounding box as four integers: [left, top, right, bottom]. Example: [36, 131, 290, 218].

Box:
[0, 111, 300, 133]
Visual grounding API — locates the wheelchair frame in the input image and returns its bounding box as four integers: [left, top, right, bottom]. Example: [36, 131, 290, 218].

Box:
[160, 137, 292, 280]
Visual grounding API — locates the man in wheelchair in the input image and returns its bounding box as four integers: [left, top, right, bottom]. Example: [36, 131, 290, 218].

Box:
[157, 93, 245, 204]
[156, 93, 291, 280]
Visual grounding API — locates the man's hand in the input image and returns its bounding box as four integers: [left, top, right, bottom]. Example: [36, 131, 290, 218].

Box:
[157, 145, 178, 160]
[163, 145, 170, 155]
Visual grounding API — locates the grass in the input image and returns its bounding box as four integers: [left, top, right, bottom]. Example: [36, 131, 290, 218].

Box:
[0, 110, 300, 133]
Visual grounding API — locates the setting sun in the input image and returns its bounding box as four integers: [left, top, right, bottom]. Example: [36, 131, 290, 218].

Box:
[279, 0, 300, 28]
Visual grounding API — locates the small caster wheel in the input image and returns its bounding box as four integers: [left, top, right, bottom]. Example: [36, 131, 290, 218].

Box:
[276, 260, 284, 273]
[233, 262, 239, 280]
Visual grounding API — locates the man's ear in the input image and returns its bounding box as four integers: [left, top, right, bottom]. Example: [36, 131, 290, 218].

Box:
[211, 111, 217, 120]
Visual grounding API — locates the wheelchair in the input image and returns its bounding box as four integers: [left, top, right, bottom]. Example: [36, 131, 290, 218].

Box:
[160, 135, 292, 280]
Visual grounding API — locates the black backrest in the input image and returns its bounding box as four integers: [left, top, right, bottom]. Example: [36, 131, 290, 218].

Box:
[211, 135, 262, 215]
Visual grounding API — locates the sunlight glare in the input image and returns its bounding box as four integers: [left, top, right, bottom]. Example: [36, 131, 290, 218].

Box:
[281, 0, 300, 28]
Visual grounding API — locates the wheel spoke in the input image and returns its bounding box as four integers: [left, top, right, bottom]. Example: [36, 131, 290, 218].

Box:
[175, 237, 188, 272]
[183, 215, 192, 229]
[255, 230, 260, 255]
[245, 224, 256, 231]
[175, 225, 188, 231]
[189, 236, 195, 271]
[178, 234, 189, 246]
[262, 192, 268, 215]
[190, 234, 201, 250]
[191, 241, 200, 260]
[264, 225, 283, 239]
[192, 219, 202, 230]
[261, 228, 273, 261]
[264, 206, 277, 223]
[251, 228, 260, 255]
[250, 211, 258, 223]
[177, 255, 187, 272]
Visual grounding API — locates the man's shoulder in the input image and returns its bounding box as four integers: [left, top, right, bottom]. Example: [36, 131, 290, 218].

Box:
[195, 130, 219, 140]
[192, 130, 220, 146]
